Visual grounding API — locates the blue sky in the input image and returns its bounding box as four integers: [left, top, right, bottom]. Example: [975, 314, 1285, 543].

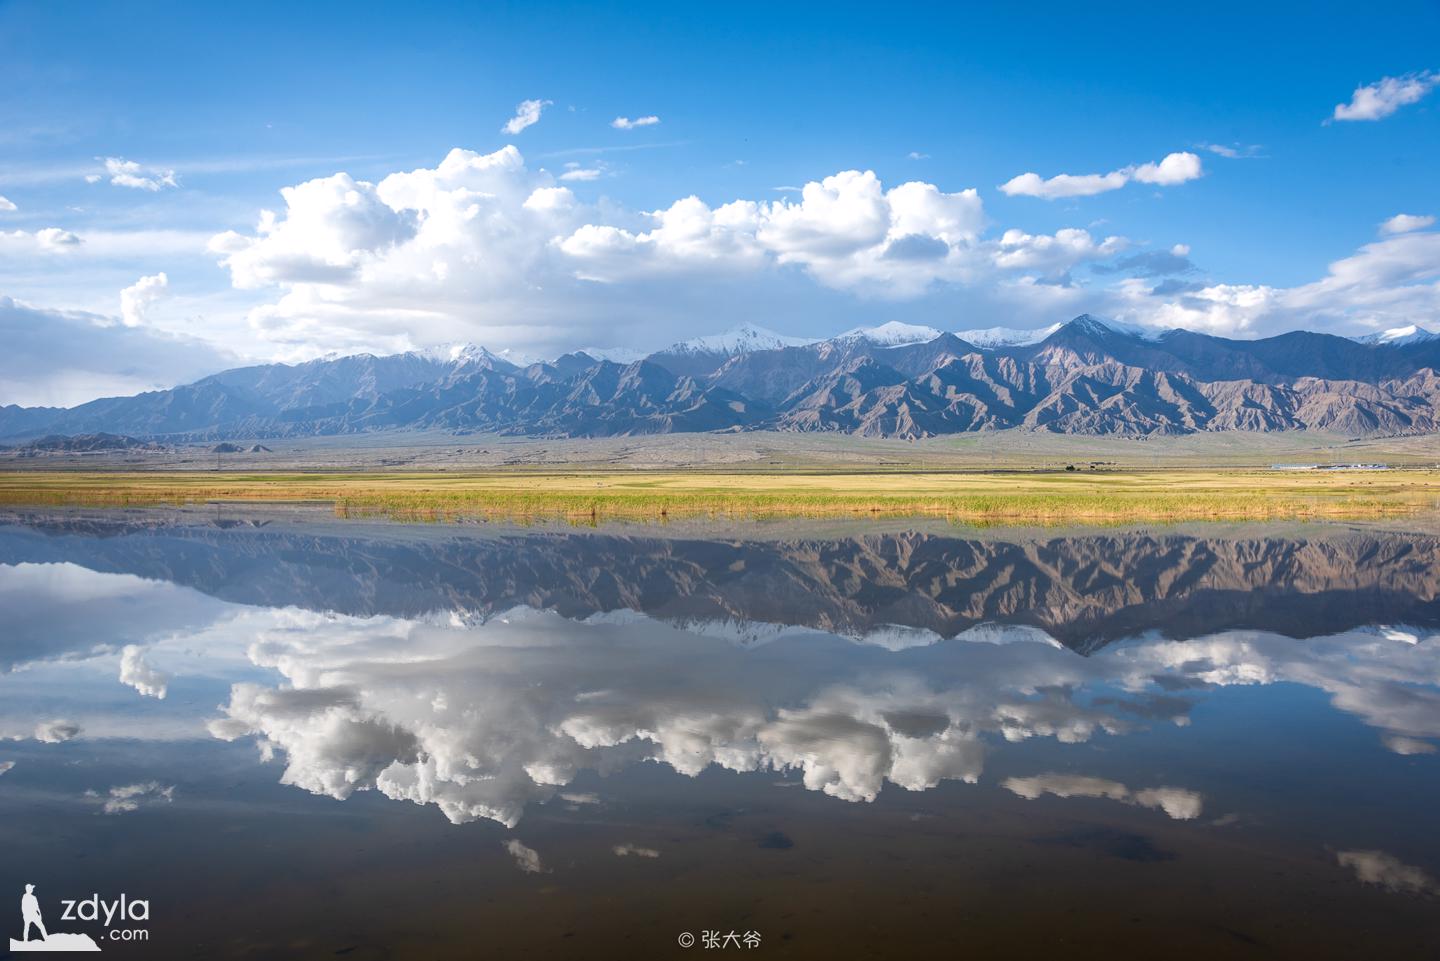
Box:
[2, 0, 1438, 405]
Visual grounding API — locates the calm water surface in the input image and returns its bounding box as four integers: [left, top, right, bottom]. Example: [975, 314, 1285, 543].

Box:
[1, 508, 1438, 959]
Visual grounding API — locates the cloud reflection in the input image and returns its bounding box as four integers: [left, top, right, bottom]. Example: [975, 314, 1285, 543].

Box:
[194, 602, 1438, 828]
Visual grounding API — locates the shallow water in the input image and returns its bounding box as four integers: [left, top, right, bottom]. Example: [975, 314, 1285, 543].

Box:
[1, 508, 1437, 959]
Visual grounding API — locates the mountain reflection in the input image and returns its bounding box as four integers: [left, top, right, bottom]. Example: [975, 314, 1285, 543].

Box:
[2, 508, 1438, 829]
[3, 509, 1439, 649]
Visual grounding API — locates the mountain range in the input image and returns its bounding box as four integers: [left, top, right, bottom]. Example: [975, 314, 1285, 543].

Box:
[5, 315, 1440, 441]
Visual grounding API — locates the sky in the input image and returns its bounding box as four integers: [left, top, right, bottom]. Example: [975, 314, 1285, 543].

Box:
[1, 0, 1438, 406]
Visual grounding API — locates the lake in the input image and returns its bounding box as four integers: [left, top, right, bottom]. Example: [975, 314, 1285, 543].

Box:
[1, 507, 1437, 958]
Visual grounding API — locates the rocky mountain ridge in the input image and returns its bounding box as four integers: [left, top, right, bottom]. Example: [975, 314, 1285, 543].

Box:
[4, 316, 1440, 441]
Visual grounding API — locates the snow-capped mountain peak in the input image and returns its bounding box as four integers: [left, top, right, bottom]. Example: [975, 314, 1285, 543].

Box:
[663, 322, 817, 355]
[1060, 314, 1171, 342]
[575, 346, 647, 364]
[953, 323, 1064, 349]
[410, 342, 520, 367]
[834, 321, 943, 347]
[1351, 324, 1440, 347]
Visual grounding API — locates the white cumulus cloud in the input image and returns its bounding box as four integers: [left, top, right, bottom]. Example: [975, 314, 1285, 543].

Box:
[1000, 151, 1203, 199]
[1380, 213, 1435, 235]
[97, 156, 179, 191]
[1332, 71, 1440, 122]
[0, 195, 16, 211]
[1, 227, 83, 253]
[119, 272, 168, 328]
[119, 644, 172, 699]
[611, 115, 660, 130]
[502, 99, 550, 135]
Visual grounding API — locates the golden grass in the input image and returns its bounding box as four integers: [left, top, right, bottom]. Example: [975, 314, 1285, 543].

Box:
[1, 468, 1438, 525]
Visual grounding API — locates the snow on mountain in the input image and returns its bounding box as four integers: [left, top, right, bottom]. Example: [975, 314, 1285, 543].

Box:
[833, 321, 943, 347]
[1350, 324, 1440, 347]
[410, 342, 525, 367]
[576, 346, 647, 364]
[954, 323, 1064, 349]
[661, 322, 816, 356]
[1064, 314, 1166, 341]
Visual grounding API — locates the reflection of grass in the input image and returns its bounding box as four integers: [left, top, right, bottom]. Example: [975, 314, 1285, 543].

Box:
[2, 469, 1437, 524]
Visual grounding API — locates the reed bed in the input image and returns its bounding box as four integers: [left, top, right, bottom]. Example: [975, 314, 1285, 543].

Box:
[1, 469, 1437, 525]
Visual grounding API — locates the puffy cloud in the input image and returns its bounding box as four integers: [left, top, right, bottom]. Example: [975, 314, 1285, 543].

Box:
[1002, 773, 1203, 820]
[209, 172, 418, 288]
[611, 115, 660, 130]
[1381, 734, 1436, 755]
[36, 227, 81, 249]
[993, 228, 1127, 275]
[1112, 227, 1440, 338]
[201, 602, 1161, 827]
[119, 645, 171, 699]
[197, 143, 1440, 357]
[0, 195, 15, 211]
[201, 146, 1149, 355]
[502, 99, 550, 135]
[1336, 850, 1437, 894]
[0, 761, 12, 776]
[33, 720, 82, 743]
[1332, 71, 1440, 122]
[119, 272, 168, 327]
[89, 781, 175, 815]
[1000, 152, 1203, 199]
[0, 296, 237, 407]
[96, 156, 178, 191]
[1, 227, 83, 253]
[504, 839, 545, 873]
[1131, 152, 1203, 185]
[1381, 213, 1435, 235]
[561, 171, 992, 296]
[207, 683, 422, 803]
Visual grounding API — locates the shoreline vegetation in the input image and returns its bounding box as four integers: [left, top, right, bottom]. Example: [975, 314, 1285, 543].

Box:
[1, 469, 1438, 525]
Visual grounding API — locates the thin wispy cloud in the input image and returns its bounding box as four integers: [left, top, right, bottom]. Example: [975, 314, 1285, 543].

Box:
[611, 115, 660, 130]
[1332, 70, 1439, 122]
[1199, 142, 1264, 159]
[906, 151, 929, 160]
[89, 157, 179, 191]
[559, 167, 602, 182]
[538, 140, 691, 160]
[1000, 151, 1203, 199]
[502, 99, 551, 135]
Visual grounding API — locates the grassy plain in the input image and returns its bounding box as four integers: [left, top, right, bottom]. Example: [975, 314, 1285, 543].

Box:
[1, 468, 1437, 524]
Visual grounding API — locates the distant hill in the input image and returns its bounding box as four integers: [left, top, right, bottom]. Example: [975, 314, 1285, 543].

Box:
[4, 317, 1440, 441]
[4, 432, 159, 453]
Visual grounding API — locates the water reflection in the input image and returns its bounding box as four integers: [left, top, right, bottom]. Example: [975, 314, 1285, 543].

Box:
[1, 508, 1437, 832]
[4, 508, 1439, 649]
